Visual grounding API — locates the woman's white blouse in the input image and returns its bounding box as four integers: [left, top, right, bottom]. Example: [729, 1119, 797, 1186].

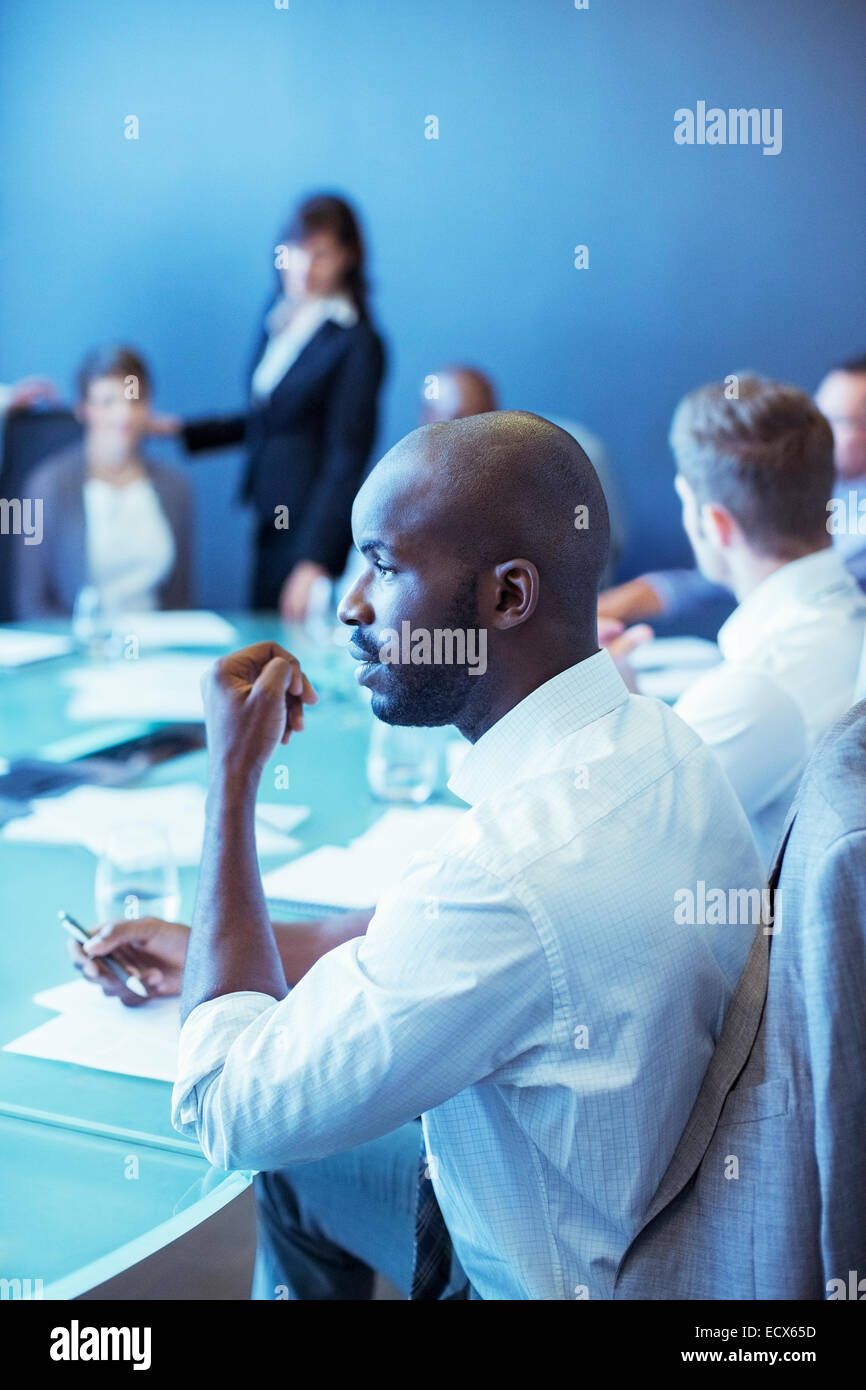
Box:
[83, 476, 175, 612]
[250, 293, 358, 399]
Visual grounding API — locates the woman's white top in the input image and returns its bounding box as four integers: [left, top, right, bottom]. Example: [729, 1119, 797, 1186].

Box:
[250, 293, 358, 399]
[84, 475, 175, 613]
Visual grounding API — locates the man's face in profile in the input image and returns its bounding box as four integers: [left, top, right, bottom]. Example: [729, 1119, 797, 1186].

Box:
[815, 370, 866, 481]
[337, 465, 489, 728]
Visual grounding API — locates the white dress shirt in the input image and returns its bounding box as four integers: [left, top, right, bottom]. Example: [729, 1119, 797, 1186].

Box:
[250, 293, 358, 400]
[83, 476, 175, 613]
[856, 632, 866, 701]
[674, 547, 866, 870]
[172, 650, 763, 1299]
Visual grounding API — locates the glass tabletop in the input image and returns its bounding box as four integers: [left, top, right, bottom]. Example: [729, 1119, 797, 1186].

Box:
[0, 1110, 250, 1299]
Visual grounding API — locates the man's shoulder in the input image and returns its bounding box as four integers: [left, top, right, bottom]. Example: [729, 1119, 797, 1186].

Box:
[675, 654, 806, 737]
[793, 699, 866, 841]
[423, 695, 729, 885]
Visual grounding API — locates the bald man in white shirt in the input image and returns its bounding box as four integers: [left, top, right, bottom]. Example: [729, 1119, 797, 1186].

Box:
[125, 410, 767, 1302]
[666, 376, 866, 869]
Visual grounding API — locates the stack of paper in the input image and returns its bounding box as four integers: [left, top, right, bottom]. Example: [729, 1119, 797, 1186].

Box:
[262, 805, 464, 911]
[0, 630, 74, 668]
[2, 782, 309, 865]
[62, 655, 214, 721]
[3, 979, 180, 1082]
[112, 611, 238, 650]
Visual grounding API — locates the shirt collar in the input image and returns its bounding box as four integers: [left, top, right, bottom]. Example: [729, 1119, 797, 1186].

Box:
[267, 293, 358, 335]
[322, 294, 359, 328]
[448, 649, 629, 807]
[718, 547, 856, 663]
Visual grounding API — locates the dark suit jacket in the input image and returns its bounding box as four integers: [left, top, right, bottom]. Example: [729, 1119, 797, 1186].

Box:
[614, 701, 866, 1299]
[181, 309, 385, 577]
[14, 445, 193, 618]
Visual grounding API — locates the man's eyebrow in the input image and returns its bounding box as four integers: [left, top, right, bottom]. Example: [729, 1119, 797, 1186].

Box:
[358, 540, 384, 558]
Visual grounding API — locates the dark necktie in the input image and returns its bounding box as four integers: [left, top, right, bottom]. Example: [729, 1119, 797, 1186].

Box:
[409, 1133, 453, 1300]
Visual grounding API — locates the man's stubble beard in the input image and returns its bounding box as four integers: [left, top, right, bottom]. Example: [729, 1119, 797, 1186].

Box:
[371, 572, 490, 729]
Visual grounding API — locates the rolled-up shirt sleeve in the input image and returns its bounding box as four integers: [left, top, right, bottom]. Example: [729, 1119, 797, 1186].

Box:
[171, 849, 553, 1172]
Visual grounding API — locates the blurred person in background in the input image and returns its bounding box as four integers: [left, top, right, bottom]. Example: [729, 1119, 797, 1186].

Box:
[638, 375, 866, 868]
[598, 354, 866, 627]
[15, 346, 192, 619]
[420, 364, 626, 586]
[0, 376, 58, 417]
[815, 353, 866, 582]
[152, 194, 385, 621]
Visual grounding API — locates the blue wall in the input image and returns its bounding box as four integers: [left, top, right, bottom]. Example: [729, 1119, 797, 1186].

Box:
[2, 0, 864, 607]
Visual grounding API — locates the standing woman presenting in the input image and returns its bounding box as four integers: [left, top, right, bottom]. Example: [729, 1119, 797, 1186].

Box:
[156, 194, 385, 618]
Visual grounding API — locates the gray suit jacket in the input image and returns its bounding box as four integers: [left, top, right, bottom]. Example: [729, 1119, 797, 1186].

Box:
[614, 701, 866, 1299]
[14, 445, 193, 618]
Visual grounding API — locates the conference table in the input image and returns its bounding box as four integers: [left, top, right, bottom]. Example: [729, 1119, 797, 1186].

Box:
[0, 614, 430, 1299]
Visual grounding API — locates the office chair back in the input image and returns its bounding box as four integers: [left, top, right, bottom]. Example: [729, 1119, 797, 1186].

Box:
[0, 408, 81, 621]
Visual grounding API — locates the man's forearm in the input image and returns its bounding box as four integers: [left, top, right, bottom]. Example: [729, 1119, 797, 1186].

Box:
[598, 575, 665, 624]
[181, 784, 288, 1023]
[273, 910, 374, 985]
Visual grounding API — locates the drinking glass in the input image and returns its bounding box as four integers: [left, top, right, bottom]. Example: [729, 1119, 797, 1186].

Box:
[72, 585, 112, 657]
[366, 723, 439, 804]
[95, 823, 181, 925]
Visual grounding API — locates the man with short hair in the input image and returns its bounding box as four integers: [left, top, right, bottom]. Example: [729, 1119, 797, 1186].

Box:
[161, 410, 763, 1300]
[666, 376, 866, 867]
[599, 353, 866, 624]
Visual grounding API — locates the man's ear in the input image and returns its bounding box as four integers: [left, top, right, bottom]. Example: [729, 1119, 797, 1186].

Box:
[702, 502, 738, 549]
[486, 558, 540, 630]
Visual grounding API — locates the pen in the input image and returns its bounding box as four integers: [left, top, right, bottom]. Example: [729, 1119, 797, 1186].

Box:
[59, 910, 149, 999]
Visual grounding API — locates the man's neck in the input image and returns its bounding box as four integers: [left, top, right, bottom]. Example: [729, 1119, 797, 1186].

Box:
[729, 541, 831, 604]
[456, 639, 598, 744]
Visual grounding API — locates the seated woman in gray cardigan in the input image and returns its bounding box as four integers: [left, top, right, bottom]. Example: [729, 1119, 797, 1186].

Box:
[15, 346, 193, 619]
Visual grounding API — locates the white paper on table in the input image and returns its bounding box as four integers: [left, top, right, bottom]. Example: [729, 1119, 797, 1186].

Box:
[61, 655, 213, 722]
[347, 806, 464, 857]
[262, 805, 465, 911]
[2, 782, 309, 865]
[0, 630, 74, 668]
[32, 979, 105, 1013]
[113, 611, 238, 650]
[3, 983, 181, 1082]
[263, 845, 378, 911]
[628, 636, 721, 671]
